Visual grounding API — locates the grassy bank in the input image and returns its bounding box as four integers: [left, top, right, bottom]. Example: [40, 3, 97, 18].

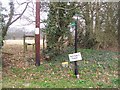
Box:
[2, 45, 119, 88]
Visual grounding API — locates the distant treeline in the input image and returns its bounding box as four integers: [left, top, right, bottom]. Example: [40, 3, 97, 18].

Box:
[5, 27, 43, 40]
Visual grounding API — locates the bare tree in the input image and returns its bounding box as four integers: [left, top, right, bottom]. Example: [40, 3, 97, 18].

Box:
[2, 0, 30, 40]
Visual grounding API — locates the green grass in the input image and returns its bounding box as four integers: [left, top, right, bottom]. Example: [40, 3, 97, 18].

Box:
[2, 48, 119, 88]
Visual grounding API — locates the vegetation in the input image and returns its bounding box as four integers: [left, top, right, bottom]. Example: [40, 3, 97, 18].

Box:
[1, 1, 120, 89]
[118, 2, 120, 51]
[44, 2, 118, 58]
[0, 2, 4, 48]
[2, 45, 119, 88]
[45, 2, 76, 56]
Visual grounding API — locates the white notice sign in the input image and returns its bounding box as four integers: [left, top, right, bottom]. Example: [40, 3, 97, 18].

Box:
[35, 28, 39, 34]
[68, 52, 82, 62]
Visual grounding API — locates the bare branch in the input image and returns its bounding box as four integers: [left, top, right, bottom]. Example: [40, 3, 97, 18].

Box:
[6, 0, 14, 28]
[52, 4, 79, 11]
[9, 2, 29, 26]
[51, 2, 88, 11]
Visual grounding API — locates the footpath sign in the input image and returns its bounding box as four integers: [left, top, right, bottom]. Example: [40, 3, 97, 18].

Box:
[68, 52, 82, 62]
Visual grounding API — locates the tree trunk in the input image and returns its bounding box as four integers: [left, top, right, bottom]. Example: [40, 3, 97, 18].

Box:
[118, 1, 120, 52]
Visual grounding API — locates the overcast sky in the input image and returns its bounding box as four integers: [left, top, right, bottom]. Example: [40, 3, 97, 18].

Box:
[1, 0, 48, 32]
